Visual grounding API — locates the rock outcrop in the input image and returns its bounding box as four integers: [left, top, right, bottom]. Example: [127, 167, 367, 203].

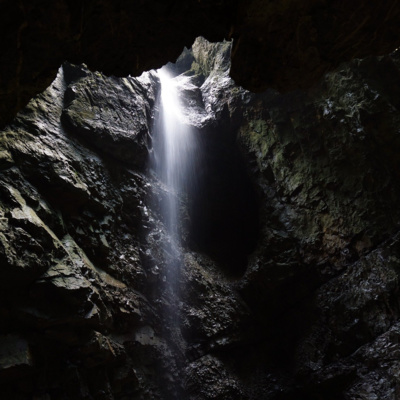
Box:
[1, 37, 400, 400]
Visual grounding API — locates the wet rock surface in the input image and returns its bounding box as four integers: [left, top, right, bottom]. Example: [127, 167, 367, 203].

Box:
[1, 37, 400, 399]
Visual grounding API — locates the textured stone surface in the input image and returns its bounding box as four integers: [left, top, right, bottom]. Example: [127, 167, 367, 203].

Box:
[234, 47, 400, 399]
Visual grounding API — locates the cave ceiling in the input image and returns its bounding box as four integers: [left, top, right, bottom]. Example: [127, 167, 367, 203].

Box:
[1, 0, 400, 128]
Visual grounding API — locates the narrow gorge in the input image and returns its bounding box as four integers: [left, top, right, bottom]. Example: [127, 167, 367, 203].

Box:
[1, 36, 400, 400]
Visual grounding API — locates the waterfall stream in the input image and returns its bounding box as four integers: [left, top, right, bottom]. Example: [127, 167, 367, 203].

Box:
[154, 68, 196, 241]
[151, 67, 198, 377]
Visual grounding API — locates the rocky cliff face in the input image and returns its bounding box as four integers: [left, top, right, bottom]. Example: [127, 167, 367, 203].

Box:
[1, 37, 400, 400]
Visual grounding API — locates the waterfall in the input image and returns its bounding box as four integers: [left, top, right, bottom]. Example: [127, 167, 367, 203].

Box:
[154, 68, 196, 241]
[151, 66, 197, 365]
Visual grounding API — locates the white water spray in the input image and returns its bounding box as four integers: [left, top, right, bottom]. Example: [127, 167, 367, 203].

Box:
[151, 66, 199, 359]
[154, 68, 197, 242]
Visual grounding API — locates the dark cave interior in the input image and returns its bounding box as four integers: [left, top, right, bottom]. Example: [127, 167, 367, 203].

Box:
[2, 1, 400, 399]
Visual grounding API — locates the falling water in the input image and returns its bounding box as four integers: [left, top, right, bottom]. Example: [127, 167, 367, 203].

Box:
[154, 67, 196, 242]
[151, 66, 197, 367]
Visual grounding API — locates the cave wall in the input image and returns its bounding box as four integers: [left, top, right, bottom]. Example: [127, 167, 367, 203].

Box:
[236, 49, 400, 399]
[1, 37, 400, 400]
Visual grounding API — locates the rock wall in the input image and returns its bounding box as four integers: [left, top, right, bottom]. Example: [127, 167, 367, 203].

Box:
[1, 37, 400, 399]
[236, 49, 400, 399]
